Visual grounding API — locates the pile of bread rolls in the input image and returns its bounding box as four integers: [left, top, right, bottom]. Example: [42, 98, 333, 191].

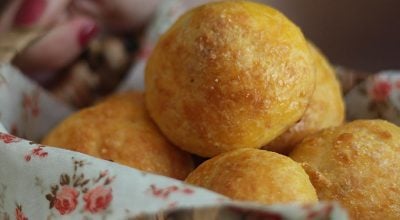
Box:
[43, 1, 400, 219]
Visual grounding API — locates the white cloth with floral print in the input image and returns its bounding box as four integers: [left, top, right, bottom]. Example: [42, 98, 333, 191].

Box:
[0, 130, 232, 219]
[345, 70, 400, 124]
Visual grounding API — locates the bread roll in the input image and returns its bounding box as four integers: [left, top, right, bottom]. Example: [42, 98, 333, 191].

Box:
[145, 1, 315, 157]
[186, 148, 318, 204]
[265, 42, 344, 154]
[43, 91, 193, 180]
[291, 120, 400, 219]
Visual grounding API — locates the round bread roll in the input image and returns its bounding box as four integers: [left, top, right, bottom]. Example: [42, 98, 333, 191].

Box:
[145, 1, 315, 157]
[265, 42, 345, 154]
[186, 148, 318, 204]
[42, 91, 193, 180]
[290, 120, 400, 219]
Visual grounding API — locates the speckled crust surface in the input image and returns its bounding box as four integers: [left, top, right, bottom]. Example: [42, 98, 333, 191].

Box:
[145, 1, 315, 157]
[186, 148, 318, 204]
[290, 120, 400, 219]
[42, 91, 193, 180]
[265, 43, 345, 154]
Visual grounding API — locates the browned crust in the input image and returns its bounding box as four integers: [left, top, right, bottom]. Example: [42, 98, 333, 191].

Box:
[186, 148, 318, 204]
[291, 120, 400, 219]
[265, 42, 345, 154]
[145, 1, 315, 157]
[42, 91, 194, 180]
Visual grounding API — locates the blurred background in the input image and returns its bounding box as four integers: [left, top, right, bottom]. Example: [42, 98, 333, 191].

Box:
[258, 0, 400, 72]
[1, 0, 399, 72]
[1, 0, 399, 108]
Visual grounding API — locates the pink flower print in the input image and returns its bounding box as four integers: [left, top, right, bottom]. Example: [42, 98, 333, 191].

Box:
[0, 133, 20, 144]
[15, 205, 28, 220]
[182, 188, 194, 195]
[371, 80, 392, 102]
[148, 185, 195, 199]
[149, 185, 179, 199]
[24, 155, 31, 162]
[83, 186, 113, 213]
[24, 146, 48, 162]
[32, 146, 48, 158]
[22, 92, 40, 117]
[54, 186, 79, 215]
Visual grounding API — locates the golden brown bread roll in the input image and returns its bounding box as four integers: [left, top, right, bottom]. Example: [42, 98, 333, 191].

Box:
[290, 120, 400, 219]
[265, 42, 345, 154]
[145, 1, 315, 157]
[42, 91, 193, 180]
[186, 148, 318, 205]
